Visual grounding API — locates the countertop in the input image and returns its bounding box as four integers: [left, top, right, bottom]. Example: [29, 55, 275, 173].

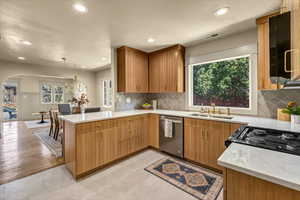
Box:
[60, 109, 300, 133]
[218, 143, 300, 192]
[61, 109, 300, 191]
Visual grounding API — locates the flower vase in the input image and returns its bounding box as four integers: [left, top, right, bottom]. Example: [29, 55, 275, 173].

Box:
[80, 105, 86, 114]
[291, 115, 300, 125]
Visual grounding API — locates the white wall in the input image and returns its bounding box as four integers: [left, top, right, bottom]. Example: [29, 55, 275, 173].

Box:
[0, 60, 98, 123]
[96, 67, 112, 110]
[185, 29, 258, 115]
[186, 29, 258, 65]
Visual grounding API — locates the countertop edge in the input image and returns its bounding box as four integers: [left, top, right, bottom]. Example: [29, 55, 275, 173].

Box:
[217, 159, 300, 192]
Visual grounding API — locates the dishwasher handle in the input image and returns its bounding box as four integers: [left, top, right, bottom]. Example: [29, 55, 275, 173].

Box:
[160, 116, 183, 124]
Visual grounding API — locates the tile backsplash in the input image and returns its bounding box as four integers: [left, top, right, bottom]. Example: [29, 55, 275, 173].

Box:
[115, 90, 300, 119]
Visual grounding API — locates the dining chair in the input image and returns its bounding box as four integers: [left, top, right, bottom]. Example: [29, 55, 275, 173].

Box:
[58, 104, 72, 115]
[53, 112, 61, 141]
[49, 110, 54, 137]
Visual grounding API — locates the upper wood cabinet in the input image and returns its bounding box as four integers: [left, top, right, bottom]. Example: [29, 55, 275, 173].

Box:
[149, 45, 185, 93]
[117, 46, 149, 93]
[256, 13, 280, 90]
[283, 0, 300, 80]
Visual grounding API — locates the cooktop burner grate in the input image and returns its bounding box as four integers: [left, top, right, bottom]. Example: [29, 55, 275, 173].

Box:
[227, 126, 300, 156]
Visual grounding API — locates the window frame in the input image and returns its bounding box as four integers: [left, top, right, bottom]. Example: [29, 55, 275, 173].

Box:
[40, 83, 65, 104]
[188, 54, 256, 115]
[40, 83, 53, 104]
[103, 80, 112, 107]
[53, 85, 64, 104]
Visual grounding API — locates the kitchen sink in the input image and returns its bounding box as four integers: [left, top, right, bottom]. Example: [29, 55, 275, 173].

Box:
[190, 113, 209, 117]
[211, 115, 233, 120]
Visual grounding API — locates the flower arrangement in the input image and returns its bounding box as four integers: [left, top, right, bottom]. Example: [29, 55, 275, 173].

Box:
[71, 93, 89, 107]
[282, 101, 300, 115]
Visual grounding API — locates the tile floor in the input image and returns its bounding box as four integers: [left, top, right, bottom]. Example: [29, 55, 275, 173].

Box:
[0, 150, 223, 200]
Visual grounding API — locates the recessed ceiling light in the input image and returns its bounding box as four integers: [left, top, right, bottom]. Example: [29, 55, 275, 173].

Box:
[101, 57, 107, 61]
[18, 57, 25, 60]
[73, 3, 88, 13]
[214, 7, 230, 16]
[21, 40, 32, 45]
[147, 38, 155, 43]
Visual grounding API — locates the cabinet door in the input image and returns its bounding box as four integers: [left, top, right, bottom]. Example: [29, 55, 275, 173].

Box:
[118, 118, 131, 157]
[99, 120, 120, 164]
[165, 49, 179, 92]
[117, 46, 148, 93]
[148, 114, 159, 148]
[226, 169, 300, 200]
[184, 118, 209, 165]
[76, 123, 97, 175]
[291, 1, 300, 80]
[134, 50, 149, 92]
[257, 16, 279, 90]
[128, 116, 148, 153]
[206, 120, 231, 170]
[126, 48, 148, 92]
[149, 52, 163, 92]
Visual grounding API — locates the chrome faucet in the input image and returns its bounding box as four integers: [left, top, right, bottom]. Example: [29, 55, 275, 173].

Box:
[210, 103, 216, 114]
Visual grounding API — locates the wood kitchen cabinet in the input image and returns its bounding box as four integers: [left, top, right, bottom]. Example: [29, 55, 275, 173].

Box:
[282, 0, 300, 80]
[117, 46, 149, 93]
[76, 122, 97, 174]
[148, 114, 159, 149]
[256, 13, 280, 90]
[226, 169, 300, 200]
[149, 44, 185, 93]
[65, 115, 149, 178]
[184, 118, 243, 171]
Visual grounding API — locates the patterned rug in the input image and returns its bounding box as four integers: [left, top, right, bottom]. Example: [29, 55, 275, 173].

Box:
[34, 128, 62, 158]
[145, 157, 223, 200]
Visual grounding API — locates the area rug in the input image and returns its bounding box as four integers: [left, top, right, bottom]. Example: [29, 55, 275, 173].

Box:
[24, 120, 50, 129]
[34, 128, 62, 158]
[145, 157, 223, 200]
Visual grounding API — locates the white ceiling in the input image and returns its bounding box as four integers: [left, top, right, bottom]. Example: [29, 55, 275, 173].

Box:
[0, 0, 281, 70]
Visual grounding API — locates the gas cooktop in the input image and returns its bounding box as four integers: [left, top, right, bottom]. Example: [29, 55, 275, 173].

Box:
[225, 126, 300, 156]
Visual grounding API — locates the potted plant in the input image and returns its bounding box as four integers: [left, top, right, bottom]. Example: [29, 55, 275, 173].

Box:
[282, 101, 300, 125]
[71, 93, 89, 114]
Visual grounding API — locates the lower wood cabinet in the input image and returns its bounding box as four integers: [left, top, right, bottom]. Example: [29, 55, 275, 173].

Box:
[65, 115, 149, 178]
[226, 169, 300, 200]
[148, 114, 159, 149]
[65, 115, 244, 178]
[184, 118, 244, 171]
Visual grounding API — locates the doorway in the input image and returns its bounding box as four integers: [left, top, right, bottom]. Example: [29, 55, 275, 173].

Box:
[2, 81, 18, 121]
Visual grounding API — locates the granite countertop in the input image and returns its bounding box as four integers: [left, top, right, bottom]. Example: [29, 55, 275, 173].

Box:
[218, 143, 300, 192]
[61, 109, 300, 191]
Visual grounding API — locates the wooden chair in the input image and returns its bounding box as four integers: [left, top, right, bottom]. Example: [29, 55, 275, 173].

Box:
[53, 112, 62, 141]
[49, 110, 54, 137]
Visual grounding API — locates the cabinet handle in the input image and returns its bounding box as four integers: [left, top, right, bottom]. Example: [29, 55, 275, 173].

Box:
[284, 49, 294, 73]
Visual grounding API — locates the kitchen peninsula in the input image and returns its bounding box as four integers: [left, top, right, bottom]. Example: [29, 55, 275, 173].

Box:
[61, 110, 300, 182]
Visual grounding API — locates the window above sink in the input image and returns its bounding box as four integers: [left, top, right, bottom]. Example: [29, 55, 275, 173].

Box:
[187, 53, 258, 116]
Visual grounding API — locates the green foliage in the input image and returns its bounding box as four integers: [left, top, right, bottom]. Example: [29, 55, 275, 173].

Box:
[282, 106, 300, 115]
[193, 57, 249, 108]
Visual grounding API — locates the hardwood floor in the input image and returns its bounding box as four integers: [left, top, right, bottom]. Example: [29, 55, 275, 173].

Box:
[0, 121, 64, 184]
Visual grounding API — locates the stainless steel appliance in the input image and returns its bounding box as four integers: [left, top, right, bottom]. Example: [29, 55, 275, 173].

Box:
[225, 126, 300, 156]
[159, 115, 183, 158]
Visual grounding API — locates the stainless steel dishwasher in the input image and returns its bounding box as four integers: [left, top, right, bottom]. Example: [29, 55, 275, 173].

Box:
[159, 115, 183, 158]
